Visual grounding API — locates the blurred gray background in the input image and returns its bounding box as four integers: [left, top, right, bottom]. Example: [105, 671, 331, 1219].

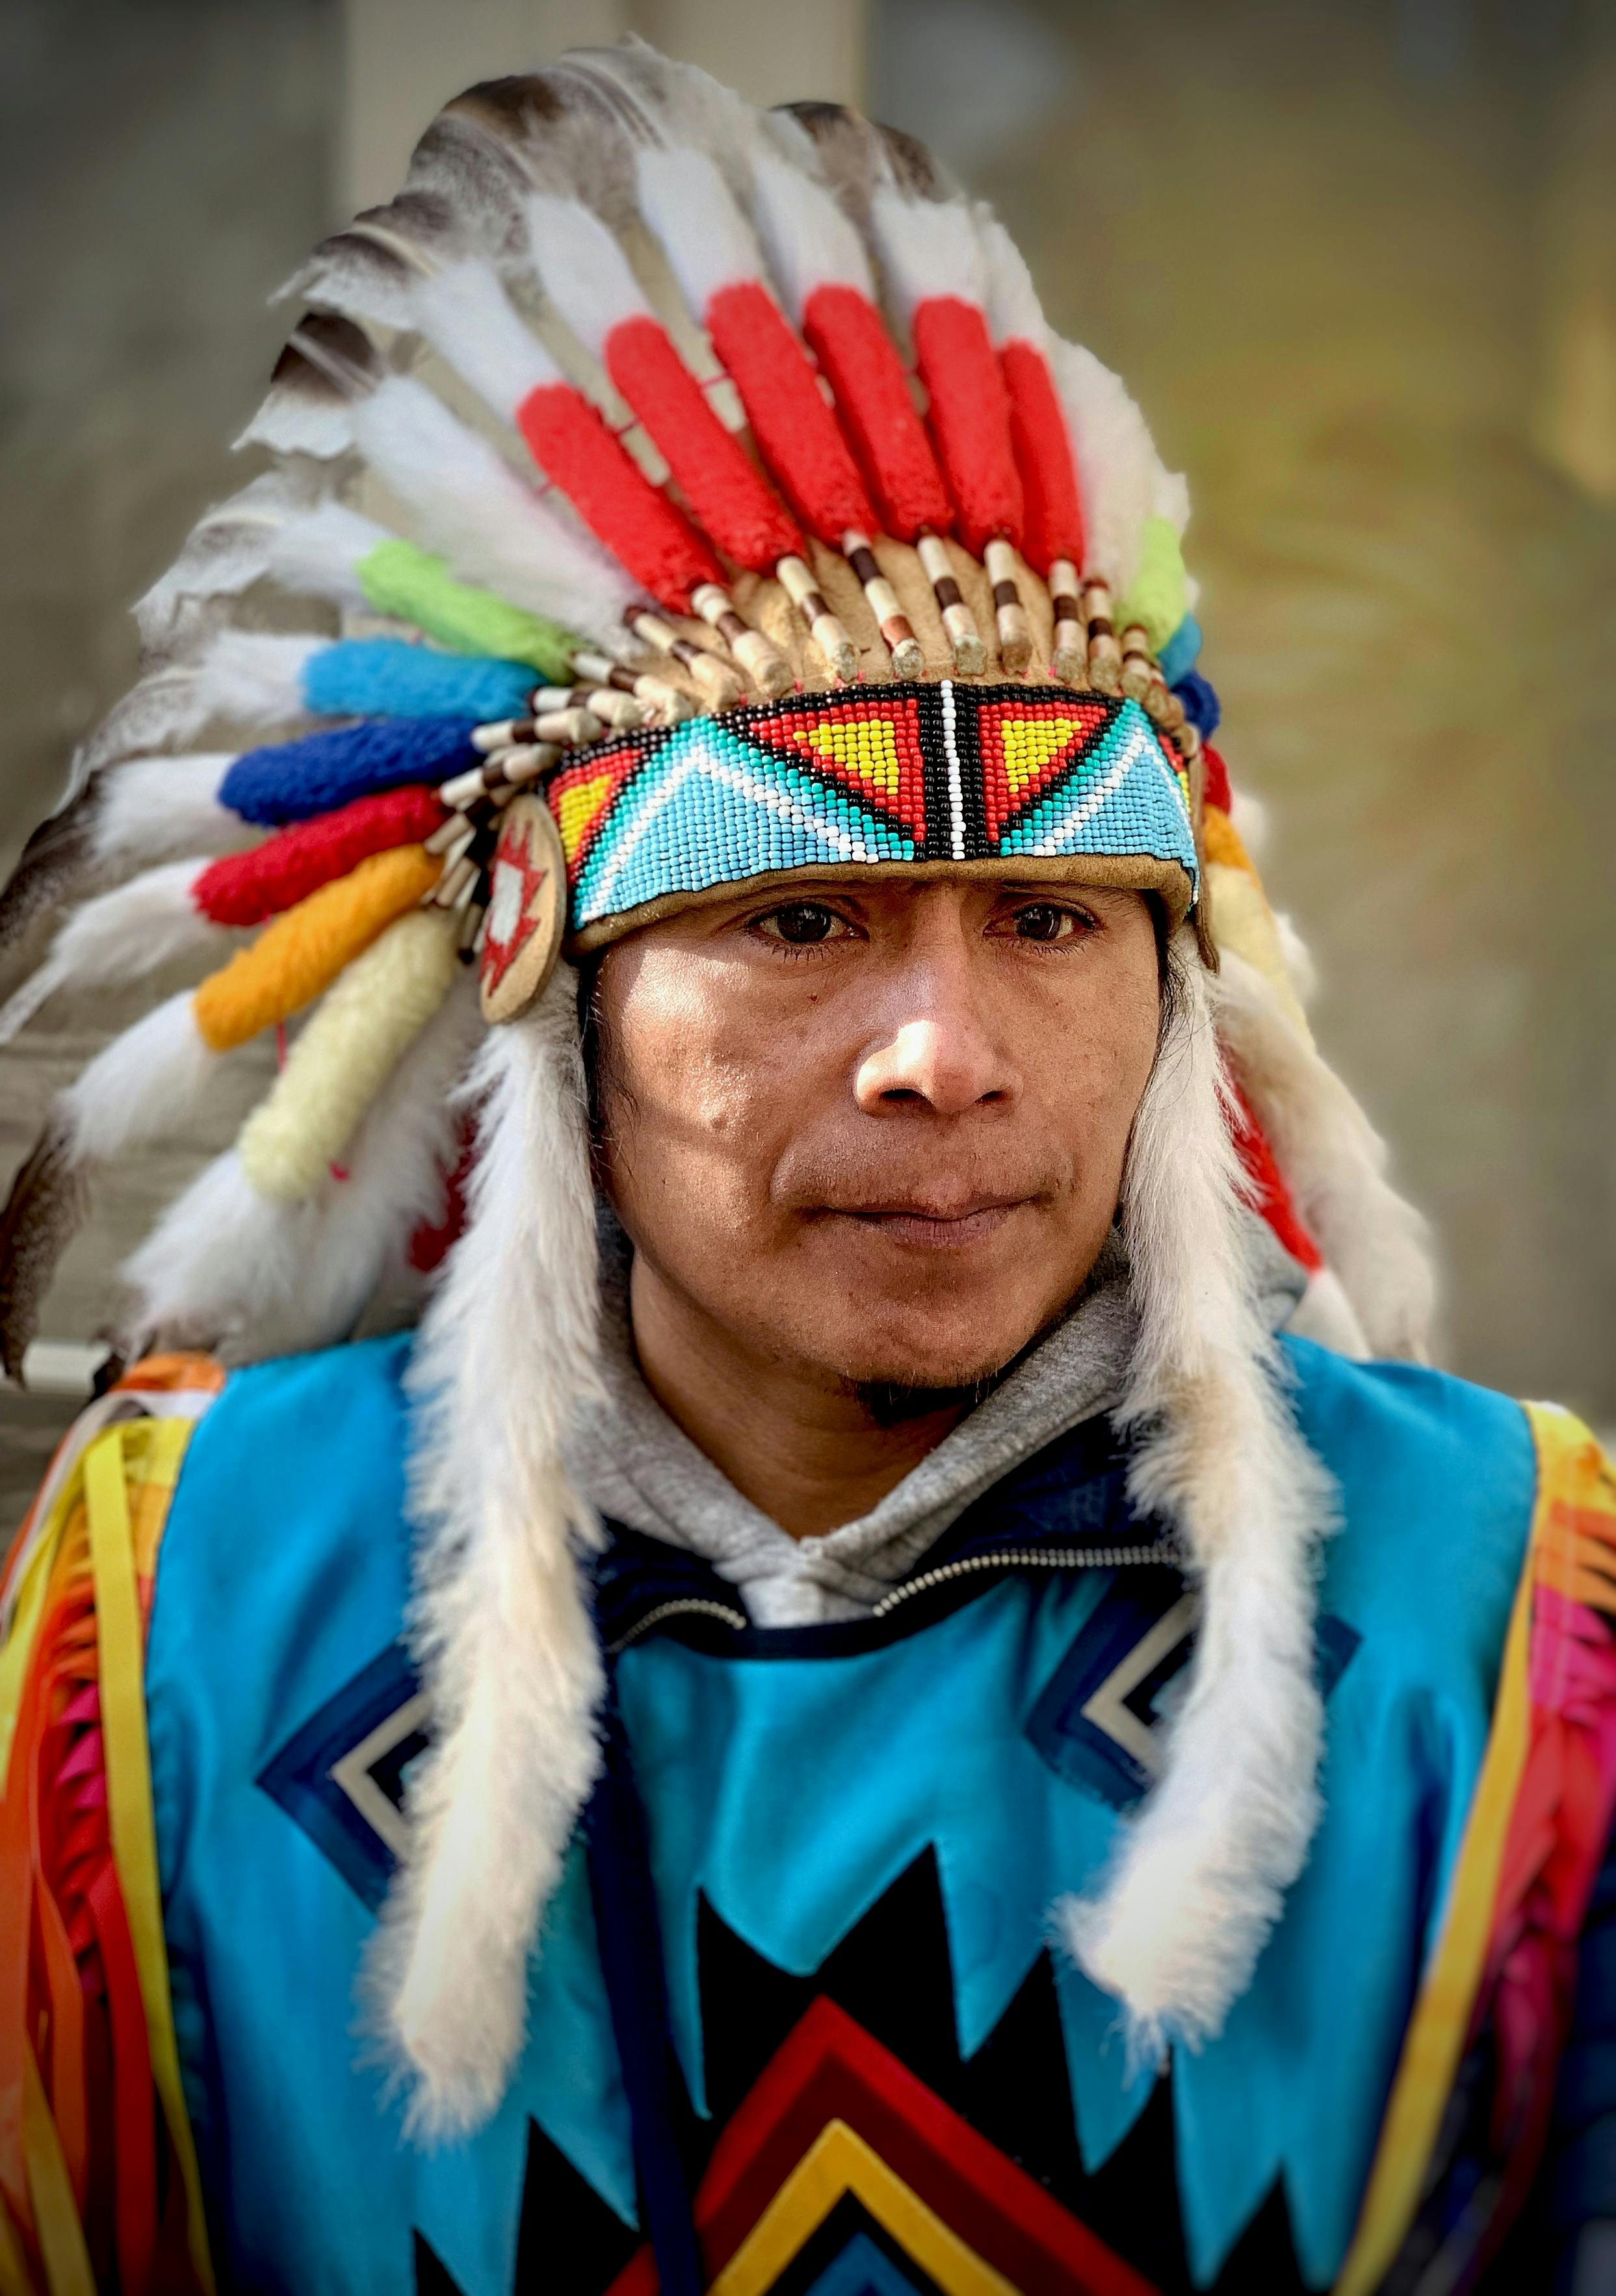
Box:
[3, 0, 1613, 1511]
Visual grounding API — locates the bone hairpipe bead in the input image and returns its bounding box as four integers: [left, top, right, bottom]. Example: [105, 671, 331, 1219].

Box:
[424, 810, 474, 855]
[573, 649, 693, 723]
[456, 899, 486, 958]
[841, 533, 923, 680]
[627, 608, 746, 712]
[915, 532, 987, 676]
[1119, 623, 1154, 703]
[984, 539, 1033, 676]
[531, 707, 606, 746]
[1080, 579, 1123, 694]
[690, 582, 794, 699]
[437, 745, 561, 812]
[432, 852, 478, 910]
[775, 554, 857, 682]
[1048, 558, 1088, 686]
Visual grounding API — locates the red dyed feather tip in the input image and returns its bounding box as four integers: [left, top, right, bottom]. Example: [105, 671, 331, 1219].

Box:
[999, 339, 1084, 576]
[192, 784, 446, 928]
[603, 315, 803, 572]
[800, 285, 952, 544]
[705, 281, 877, 547]
[911, 297, 1024, 560]
[515, 384, 722, 614]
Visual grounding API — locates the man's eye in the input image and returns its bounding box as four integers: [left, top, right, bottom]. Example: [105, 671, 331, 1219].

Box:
[1011, 903, 1088, 942]
[755, 903, 847, 945]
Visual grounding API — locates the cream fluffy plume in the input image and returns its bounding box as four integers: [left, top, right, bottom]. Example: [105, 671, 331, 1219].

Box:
[1060, 932, 1335, 2048]
[1210, 949, 1434, 1364]
[369, 968, 607, 2134]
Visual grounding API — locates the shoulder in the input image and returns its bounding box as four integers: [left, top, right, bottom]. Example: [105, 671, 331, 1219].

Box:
[150, 1330, 419, 1693]
[1282, 1338, 1543, 1687]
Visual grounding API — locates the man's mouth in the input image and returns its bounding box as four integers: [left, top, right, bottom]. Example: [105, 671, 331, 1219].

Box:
[822, 1196, 1034, 1248]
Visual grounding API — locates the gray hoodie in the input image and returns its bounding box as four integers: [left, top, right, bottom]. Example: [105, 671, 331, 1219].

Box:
[568, 1217, 1305, 1628]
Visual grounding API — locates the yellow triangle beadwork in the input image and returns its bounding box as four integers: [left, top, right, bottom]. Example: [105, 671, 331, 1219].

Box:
[1000, 718, 1088, 797]
[554, 771, 615, 863]
[787, 719, 901, 800]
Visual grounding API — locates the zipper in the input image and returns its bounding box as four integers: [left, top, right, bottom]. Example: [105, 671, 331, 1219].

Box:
[607, 1596, 749, 1655]
[871, 1540, 1185, 1618]
[607, 1541, 1186, 1648]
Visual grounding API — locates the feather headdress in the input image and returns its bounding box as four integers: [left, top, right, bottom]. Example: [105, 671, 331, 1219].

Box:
[0, 40, 1432, 2134]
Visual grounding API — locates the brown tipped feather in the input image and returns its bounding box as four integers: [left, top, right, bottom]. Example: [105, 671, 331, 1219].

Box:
[0, 1119, 86, 1382]
[0, 789, 103, 958]
[781, 98, 958, 213]
[239, 313, 379, 459]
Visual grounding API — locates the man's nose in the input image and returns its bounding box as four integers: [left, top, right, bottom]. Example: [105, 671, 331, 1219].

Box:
[852, 953, 1017, 1117]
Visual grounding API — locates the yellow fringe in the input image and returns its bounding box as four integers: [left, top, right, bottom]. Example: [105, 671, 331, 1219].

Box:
[192, 844, 439, 1053]
[1332, 1403, 1604, 2291]
[83, 1425, 216, 2295]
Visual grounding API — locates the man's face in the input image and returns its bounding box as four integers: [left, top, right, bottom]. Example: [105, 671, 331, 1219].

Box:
[593, 877, 1162, 1393]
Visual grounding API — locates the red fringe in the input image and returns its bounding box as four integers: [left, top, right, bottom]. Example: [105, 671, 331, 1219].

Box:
[1201, 744, 1233, 814]
[604, 315, 802, 571]
[516, 382, 722, 612]
[801, 284, 951, 543]
[1230, 1086, 1323, 1273]
[705, 281, 877, 544]
[999, 338, 1085, 574]
[192, 783, 445, 927]
[911, 298, 1024, 559]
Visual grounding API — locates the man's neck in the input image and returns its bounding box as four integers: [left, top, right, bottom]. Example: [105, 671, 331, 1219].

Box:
[627, 1254, 971, 1540]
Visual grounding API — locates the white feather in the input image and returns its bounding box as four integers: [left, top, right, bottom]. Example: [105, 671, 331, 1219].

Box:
[867, 187, 985, 323]
[194, 629, 320, 730]
[122, 977, 482, 1362]
[135, 469, 322, 644]
[263, 500, 388, 611]
[636, 144, 762, 315]
[91, 755, 247, 866]
[0, 862, 221, 1048]
[353, 377, 632, 643]
[1058, 934, 1334, 2048]
[976, 209, 1045, 346]
[371, 970, 605, 2135]
[748, 152, 872, 321]
[235, 382, 357, 461]
[60, 991, 216, 1163]
[410, 260, 558, 420]
[1211, 951, 1435, 1363]
[525, 194, 653, 358]
[1048, 336, 1162, 593]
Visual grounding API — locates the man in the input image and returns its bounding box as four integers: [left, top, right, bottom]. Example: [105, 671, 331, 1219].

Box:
[1, 44, 1612, 2296]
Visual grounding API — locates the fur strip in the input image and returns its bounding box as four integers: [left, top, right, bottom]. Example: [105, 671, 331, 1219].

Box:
[369, 970, 606, 2135]
[122, 977, 481, 1362]
[1058, 932, 1335, 2047]
[1211, 951, 1435, 1363]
